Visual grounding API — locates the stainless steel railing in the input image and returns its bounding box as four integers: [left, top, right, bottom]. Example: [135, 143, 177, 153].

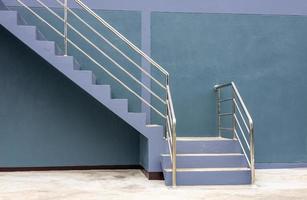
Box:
[14, 0, 177, 186]
[166, 84, 177, 186]
[214, 82, 255, 183]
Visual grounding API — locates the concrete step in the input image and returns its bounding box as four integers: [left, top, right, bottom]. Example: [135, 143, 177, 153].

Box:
[17, 25, 36, 40]
[126, 112, 146, 127]
[163, 168, 251, 186]
[0, 10, 17, 25]
[36, 40, 55, 54]
[174, 137, 242, 154]
[89, 84, 111, 101]
[161, 153, 248, 168]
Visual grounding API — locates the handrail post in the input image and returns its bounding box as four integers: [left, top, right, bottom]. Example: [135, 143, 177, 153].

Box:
[216, 88, 221, 137]
[172, 125, 177, 187]
[232, 87, 237, 139]
[250, 124, 255, 183]
[166, 82, 176, 187]
[64, 0, 68, 56]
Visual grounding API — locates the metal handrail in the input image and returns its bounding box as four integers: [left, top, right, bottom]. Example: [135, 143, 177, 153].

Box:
[214, 81, 255, 183]
[166, 85, 177, 186]
[16, 0, 166, 118]
[55, 0, 166, 90]
[36, 0, 166, 106]
[74, 0, 169, 76]
[15, 0, 177, 186]
[17, 0, 166, 118]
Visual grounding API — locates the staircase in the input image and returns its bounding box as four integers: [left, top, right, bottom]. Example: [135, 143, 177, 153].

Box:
[0, 0, 255, 186]
[161, 137, 251, 185]
[0, 1, 165, 173]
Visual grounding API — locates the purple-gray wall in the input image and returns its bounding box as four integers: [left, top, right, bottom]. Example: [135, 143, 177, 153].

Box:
[3, 0, 307, 15]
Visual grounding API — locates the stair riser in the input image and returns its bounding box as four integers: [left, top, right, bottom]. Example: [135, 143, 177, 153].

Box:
[52, 56, 74, 70]
[161, 155, 248, 169]
[16, 26, 36, 40]
[89, 85, 111, 101]
[109, 100, 128, 113]
[36, 41, 55, 54]
[175, 140, 242, 153]
[126, 113, 146, 127]
[73, 71, 96, 86]
[0, 11, 17, 25]
[163, 170, 251, 186]
[2, 25, 36, 43]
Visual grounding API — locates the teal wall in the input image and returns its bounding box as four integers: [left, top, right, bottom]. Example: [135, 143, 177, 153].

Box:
[151, 12, 307, 163]
[1, 4, 307, 167]
[0, 26, 140, 167]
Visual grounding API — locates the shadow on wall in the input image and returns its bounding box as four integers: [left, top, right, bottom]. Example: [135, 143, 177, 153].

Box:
[0, 26, 141, 167]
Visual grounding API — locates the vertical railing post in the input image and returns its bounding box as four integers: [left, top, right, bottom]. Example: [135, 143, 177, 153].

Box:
[166, 75, 176, 187]
[232, 87, 237, 139]
[172, 125, 176, 187]
[250, 124, 255, 183]
[64, 0, 68, 56]
[216, 88, 221, 137]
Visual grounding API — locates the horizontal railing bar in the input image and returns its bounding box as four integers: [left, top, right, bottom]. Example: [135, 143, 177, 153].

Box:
[231, 82, 253, 129]
[214, 83, 232, 90]
[234, 114, 250, 150]
[233, 99, 250, 133]
[219, 98, 233, 103]
[54, 0, 166, 90]
[166, 100, 174, 121]
[67, 39, 167, 118]
[218, 113, 233, 116]
[214, 82, 253, 129]
[234, 129, 251, 167]
[220, 127, 233, 131]
[74, 0, 169, 76]
[166, 85, 176, 125]
[36, 0, 166, 105]
[16, 1, 166, 119]
[16, 0, 64, 38]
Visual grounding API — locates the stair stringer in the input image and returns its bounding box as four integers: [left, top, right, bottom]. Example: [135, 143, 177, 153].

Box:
[0, 9, 164, 172]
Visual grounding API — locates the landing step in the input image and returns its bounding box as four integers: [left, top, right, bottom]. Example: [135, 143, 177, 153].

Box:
[177, 137, 232, 141]
[163, 167, 251, 185]
[164, 167, 250, 172]
[173, 139, 242, 153]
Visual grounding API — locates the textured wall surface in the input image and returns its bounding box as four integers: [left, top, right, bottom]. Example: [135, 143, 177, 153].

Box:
[3, 0, 307, 15]
[1, 0, 307, 166]
[151, 12, 307, 163]
[0, 26, 140, 167]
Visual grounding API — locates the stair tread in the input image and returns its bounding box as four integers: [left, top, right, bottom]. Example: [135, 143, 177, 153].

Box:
[177, 137, 233, 141]
[164, 167, 250, 172]
[161, 153, 244, 157]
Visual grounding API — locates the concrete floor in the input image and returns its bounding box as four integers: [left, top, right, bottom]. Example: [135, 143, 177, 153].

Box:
[0, 169, 306, 200]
